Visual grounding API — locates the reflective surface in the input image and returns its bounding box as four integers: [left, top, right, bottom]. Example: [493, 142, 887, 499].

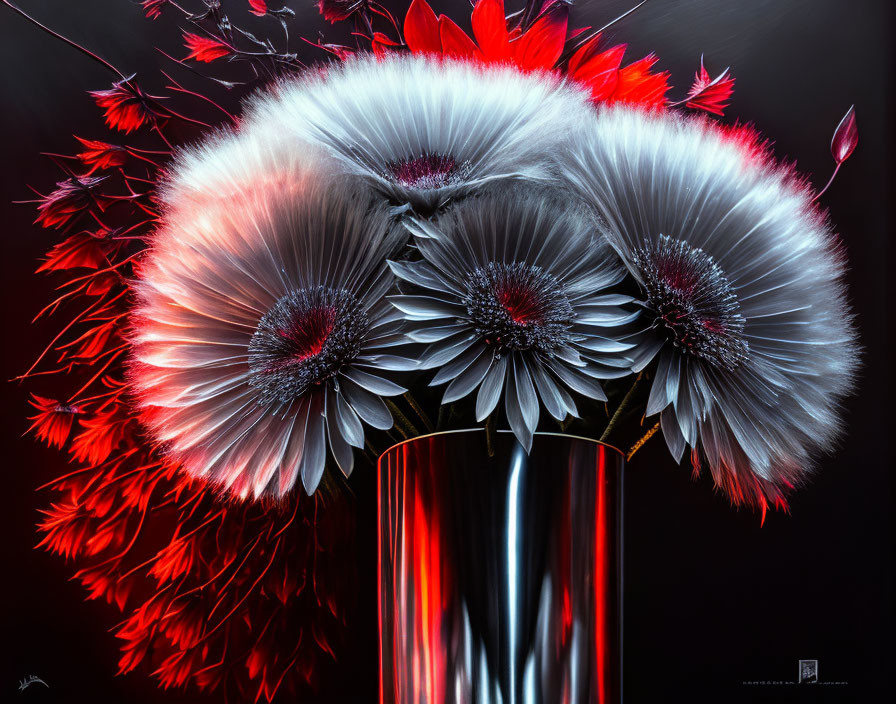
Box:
[379, 430, 623, 704]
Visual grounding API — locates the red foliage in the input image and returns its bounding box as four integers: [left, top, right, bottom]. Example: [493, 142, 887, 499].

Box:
[684, 59, 735, 116]
[249, 0, 268, 16]
[37, 232, 108, 271]
[141, 0, 168, 20]
[317, 0, 363, 24]
[28, 396, 81, 449]
[75, 137, 129, 172]
[35, 176, 110, 229]
[183, 33, 231, 63]
[403, 0, 670, 108]
[90, 80, 165, 133]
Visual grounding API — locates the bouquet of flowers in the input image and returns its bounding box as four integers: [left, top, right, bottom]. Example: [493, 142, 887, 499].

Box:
[10, 0, 858, 700]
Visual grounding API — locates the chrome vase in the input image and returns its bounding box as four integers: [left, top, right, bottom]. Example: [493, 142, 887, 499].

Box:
[378, 430, 624, 704]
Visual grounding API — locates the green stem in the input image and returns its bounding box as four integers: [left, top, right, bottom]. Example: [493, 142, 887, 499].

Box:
[384, 399, 418, 439]
[600, 372, 646, 443]
[403, 392, 434, 433]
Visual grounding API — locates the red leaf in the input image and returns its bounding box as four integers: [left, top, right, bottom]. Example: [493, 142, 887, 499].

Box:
[510, 5, 568, 71]
[831, 105, 857, 165]
[685, 59, 735, 116]
[75, 137, 128, 172]
[439, 16, 482, 59]
[141, 0, 168, 19]
[27, 395, 81, 449]
[611, 55, 670, 109]
[90, 80, 162, 133]
[471, 0, 509, 59]
[404, 0, 442, 54]
[568, 39, 625, 102]
[37, 233, 108, 271]
[183, 33, 231, 63]
[248, 0, 267, 16]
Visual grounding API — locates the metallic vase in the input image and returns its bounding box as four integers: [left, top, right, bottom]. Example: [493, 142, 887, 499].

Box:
[378, 430, 624, 704]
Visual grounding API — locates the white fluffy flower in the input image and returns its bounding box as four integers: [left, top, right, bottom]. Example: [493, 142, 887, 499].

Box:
[241, 54, 594, 213]
[389, 187, 639, 452]
[131, 138, 413, 499]
[560, 106, 859, 509]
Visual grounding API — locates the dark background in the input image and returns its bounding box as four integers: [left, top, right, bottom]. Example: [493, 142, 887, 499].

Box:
[1, 0, 892, 702]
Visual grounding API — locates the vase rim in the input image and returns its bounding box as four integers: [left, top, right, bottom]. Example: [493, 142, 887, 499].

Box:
[377, 428, 625, 460]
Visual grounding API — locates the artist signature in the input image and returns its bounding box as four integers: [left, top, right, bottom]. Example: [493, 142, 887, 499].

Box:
[18, 675, 49, 692]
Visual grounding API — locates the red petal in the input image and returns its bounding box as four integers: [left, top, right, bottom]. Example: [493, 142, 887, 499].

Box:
[471, 0, 509, 59]
[37, 233, 108, 271]
[248, 0, 267, 15]
[404, 0, 442, 54]
[831, 105, 857, 165]
[510, 6, 568, 71]
[568, 40, 625, 102]
[439, 16, 482, 59]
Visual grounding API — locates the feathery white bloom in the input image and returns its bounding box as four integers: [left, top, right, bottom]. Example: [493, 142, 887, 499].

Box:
[560, 106, 859, 509]
[389, 187, 639, 452]
[241, 55, 594, 213]
[131, 142, 413, 499]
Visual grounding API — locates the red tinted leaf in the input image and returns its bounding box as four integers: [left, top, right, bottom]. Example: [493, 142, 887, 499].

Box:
[248, 0, 267, 15]
[28, 395, 81, 449]
[75, 137, 128, 172]
[90, 81, 162, 133]
[404, 0, 442, 54]
[611, 55, 670, 109]
[568, 39, 625, 102]
[684, 59, 735, 116]
[183, 33, 231, 63]
[141, 0, 168, 19]
[471, 0, 509, 59]
[37, 233, 108, 271]
[35, 176, 109, 229]
[439, 16, 482, 59]
[831, 105, 857, 164]
[511, 6, 568, 71]
[371, 32, 399, 58]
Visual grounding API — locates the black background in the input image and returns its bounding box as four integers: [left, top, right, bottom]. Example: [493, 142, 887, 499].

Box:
[1, 1, 892, 702]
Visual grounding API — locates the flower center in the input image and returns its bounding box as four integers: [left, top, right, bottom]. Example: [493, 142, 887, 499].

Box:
[385, 152, 467, 190]
[462, 262, 574, 353]
[633, 235, 748, 371]
[248, 287, 369, 406]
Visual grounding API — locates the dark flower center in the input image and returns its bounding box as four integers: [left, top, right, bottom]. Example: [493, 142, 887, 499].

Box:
[248, 287, 369, 406]
[462, 262, 574, 353]
[633, 235, 748, 371]
[385, 152, 468, 190]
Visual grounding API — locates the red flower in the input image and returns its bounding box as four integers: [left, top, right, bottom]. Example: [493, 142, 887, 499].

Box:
[684, 59, 735, 116]
[403, 0, 670, 108]
[141, 0, 168, 19]
[248, 0, 268, 16]
[75, 137, 128, 172]
[90, 79, 165, 133]
[183, 33, 231, 63]
[35, 176, 110, 229]
[831, 105, 857, 165]
[28, 395, 81, 449]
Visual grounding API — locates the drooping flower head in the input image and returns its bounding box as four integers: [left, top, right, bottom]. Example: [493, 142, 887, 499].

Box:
[241, 54, 594, 213]
[130, 134, 413, 498]
[389, 187, 640, 451]
[560, 106, 859, 511]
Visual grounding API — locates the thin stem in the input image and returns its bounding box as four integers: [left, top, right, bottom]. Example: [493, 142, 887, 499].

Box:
[484, 410, 497, 458]
[627, 421, 661, 461]
[2, 0, 128, 80]
[600, 372, 646, 443]
[384, 399, 418, 439]
[403, 392, 434, 433]
[813, 162, 841, 202]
